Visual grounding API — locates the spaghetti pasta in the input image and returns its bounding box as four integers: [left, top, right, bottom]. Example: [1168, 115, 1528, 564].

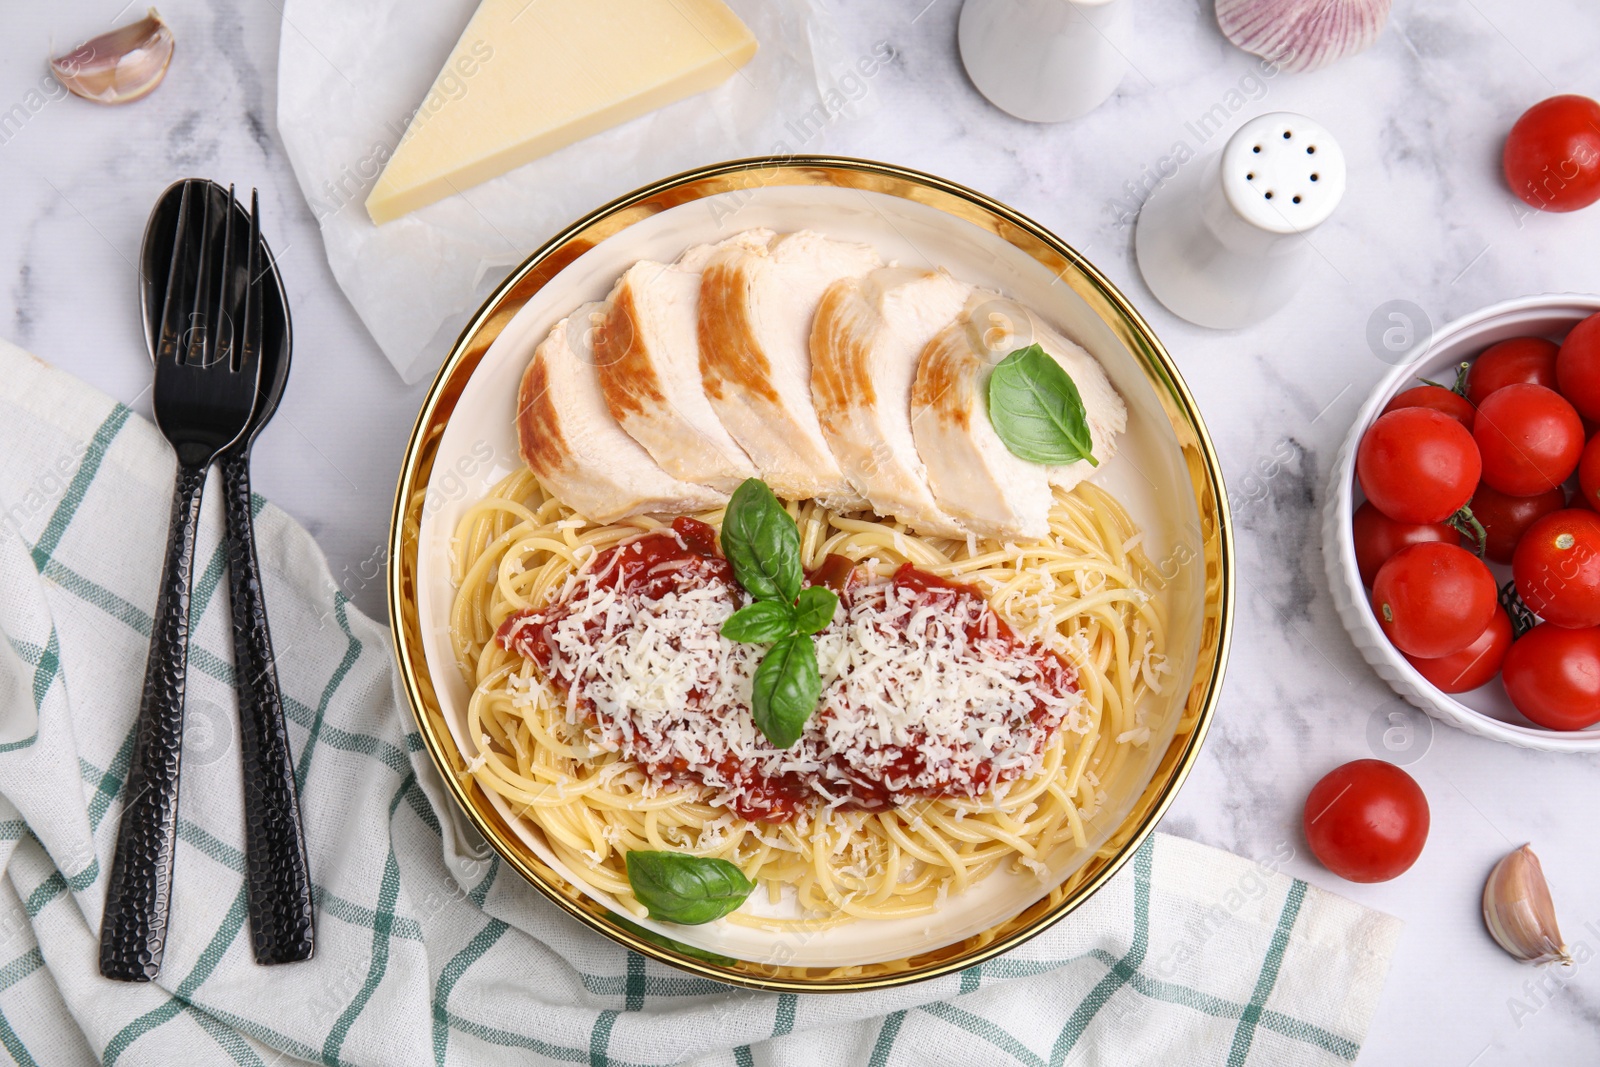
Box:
[449, 470, 1167, 928]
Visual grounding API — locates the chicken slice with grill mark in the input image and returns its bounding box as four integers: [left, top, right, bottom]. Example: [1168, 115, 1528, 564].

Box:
[698, 230, 880, 507]
[517, 302, 726, 523]
[595, 232, 768, 493]
[811, 266, 972, 537]
[911, 292, 1127, 540]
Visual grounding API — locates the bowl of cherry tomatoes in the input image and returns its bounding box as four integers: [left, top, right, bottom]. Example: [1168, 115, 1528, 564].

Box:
[1324, 294, 1600, 751]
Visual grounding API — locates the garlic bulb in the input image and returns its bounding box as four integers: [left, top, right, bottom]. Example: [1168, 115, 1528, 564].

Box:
[50, 9, 174, 106]
[1483, 845, 1572, 965]
[1215, 0, 1392, 74]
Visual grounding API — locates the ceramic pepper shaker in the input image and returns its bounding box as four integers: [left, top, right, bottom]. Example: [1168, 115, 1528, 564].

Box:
[958, 0, 1131, 123]
[1135, 111, 1347, 329]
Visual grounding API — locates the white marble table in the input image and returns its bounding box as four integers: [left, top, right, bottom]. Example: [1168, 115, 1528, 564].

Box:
[4, 0, 1599, 1062]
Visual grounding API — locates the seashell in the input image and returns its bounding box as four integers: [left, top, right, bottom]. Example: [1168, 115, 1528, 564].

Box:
[1215, 0, 1392, 74]
[50, 8, 174, 106]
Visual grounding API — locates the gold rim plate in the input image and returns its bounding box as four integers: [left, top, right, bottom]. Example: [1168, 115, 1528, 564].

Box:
[387, 156, 1234, 992]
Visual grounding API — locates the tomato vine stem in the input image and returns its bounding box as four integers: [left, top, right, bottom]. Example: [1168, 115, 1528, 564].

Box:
[1448, 505, 1488, 558]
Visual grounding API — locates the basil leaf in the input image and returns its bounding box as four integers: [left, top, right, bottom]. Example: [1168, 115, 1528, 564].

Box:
[721, 600, 796, 643]
[750, 633, 822, 749]
[792, 586, 839, 636]
[720, 478, 803, 603]
[624, 851, 755, 926]
[719, 480, 829, 749]
[987, 344, 1098, 466]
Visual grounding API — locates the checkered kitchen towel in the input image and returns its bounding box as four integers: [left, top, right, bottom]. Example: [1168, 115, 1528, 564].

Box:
[0, 340, 1401, 1066]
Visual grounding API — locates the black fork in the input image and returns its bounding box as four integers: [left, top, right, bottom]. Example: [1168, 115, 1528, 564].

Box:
[101, 183, 265, 982]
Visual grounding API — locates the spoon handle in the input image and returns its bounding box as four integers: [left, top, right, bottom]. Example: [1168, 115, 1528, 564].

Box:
[219, 447, 315, 964]
[101, 459, 208, 982]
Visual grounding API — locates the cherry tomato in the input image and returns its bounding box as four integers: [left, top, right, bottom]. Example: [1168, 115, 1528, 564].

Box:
[1469, 481, 1566, 564]
[1501, 624, 1600, 730]
[1371, 542, 1498, 658]
[1303, 760, 1429, 883]
[1579, 434, 1600, 511]
[1555, 313, 1600, 422]
[1473, 383, 1584, 496]
[1464, 337, 1560, 405]
[1503, 95, 1600, 213]
[1356, 408, 1481, 524]
[1512, 509, 1600, 628]
[1381, 384, 1475, 431]
[1403, 607, 1512, 694]
[1351, 502, 1462, 587]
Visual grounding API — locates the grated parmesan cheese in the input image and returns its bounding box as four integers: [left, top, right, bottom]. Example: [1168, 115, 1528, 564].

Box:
[501, 542, 1086, 819]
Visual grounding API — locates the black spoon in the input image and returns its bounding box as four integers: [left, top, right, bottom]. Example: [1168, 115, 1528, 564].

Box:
[139, 180, 314, 965]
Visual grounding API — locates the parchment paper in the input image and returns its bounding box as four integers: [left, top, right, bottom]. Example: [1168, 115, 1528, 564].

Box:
[276, 0, 862, 382]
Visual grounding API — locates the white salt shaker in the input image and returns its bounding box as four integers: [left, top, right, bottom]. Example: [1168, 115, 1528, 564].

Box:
[1135, 112, 1347, 329]
[958, 0, 1130, 123]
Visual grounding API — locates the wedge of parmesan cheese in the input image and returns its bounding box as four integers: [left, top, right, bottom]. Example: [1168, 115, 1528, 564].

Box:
[365, 0, 757, 225]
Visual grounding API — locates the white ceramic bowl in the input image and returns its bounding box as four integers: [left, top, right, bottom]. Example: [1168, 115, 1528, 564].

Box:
[1323, 293, 1600, 752]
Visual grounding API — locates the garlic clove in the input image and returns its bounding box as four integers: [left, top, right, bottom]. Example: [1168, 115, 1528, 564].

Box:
[1483, 844, 1572, 966]
[1215, 0, 1393, 74]
[50, 8, 174, 106]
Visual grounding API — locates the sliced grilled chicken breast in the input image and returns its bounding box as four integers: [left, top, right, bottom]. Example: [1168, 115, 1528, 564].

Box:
[517, 303, 727, 523]
[699, 230, 881, 506]
[596, 233, 768, 493]
[811, 266, 972, 536]
[1037, 326, 1126, 495]
[911, 293, 1127, 541]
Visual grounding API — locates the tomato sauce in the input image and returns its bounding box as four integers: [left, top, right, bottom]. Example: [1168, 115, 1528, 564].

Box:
[499, 521, 1077, 823]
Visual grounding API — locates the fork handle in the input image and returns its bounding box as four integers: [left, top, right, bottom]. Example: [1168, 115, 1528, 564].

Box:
[219, 447, 315, 964]
[101, 459, 209, 982]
